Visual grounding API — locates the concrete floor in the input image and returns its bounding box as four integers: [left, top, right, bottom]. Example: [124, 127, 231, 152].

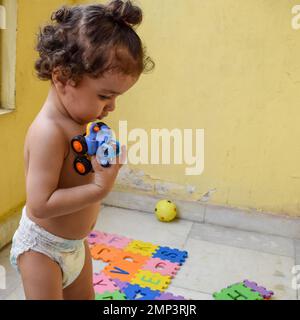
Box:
[0, 205, 299, 300]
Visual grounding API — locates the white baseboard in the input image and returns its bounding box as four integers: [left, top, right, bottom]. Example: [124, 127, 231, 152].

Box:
[103, 191, 300, 240]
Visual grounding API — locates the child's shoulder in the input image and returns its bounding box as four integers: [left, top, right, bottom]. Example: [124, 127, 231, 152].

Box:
[28, 113, 66, 141]
[25, 112, 70, 159]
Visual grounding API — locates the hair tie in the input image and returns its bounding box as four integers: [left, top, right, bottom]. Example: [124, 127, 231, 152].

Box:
[104, 11, 130, 27]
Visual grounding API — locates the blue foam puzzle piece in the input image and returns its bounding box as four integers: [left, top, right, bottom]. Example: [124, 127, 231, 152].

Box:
[123, 284, 161, 300]
[152, 246, 188, 264]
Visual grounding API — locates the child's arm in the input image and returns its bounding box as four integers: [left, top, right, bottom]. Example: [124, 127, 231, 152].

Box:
[26, 121, 124, 219]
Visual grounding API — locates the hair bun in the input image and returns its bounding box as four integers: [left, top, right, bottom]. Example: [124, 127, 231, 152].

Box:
[105, 0, 142, 26]
[51, 6, 72, 23]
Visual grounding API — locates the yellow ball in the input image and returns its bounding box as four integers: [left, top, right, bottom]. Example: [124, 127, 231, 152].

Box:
[155, 199, 177, 222]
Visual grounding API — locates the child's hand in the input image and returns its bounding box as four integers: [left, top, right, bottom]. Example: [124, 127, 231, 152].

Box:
[91, 145, 126, 197]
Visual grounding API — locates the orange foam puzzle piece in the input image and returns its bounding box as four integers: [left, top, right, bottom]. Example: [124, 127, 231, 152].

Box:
[103, 259, 143, 282]
[113, 250, 149, 266]
[90, 244, 122, 262]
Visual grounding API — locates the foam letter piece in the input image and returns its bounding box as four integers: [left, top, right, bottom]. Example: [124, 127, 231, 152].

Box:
[213, 283, 263, 300]
[90, 244, 121, 262]
[152, 246, 188, 265]
[125, 240, 159, 257]
[123, 284, 160, 300]
[103, 260, 141, 282]
[114, 250, 149, 266]
[93, 272, 119, 294]
[88, 231, 132, 249]
[88, 231, 110, 245]
[112, 279, 130, 292]
[104, 235, 132, 249]
[155, 292, 186, 300]
[130, 270, 171, 291]
[243, 280, 274, 299]
[95, 290, 126, 300]
[142, 257, 180, 277]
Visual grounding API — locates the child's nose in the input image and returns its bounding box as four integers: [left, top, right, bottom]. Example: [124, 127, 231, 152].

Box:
[105, 102, 116, 112]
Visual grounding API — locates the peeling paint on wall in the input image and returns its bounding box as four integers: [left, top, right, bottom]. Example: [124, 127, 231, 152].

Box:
[197, 188, 217, 202]
[116, 166, 199, 199]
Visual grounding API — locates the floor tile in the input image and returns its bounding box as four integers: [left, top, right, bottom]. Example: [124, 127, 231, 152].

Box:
[293, 240, 300, 299]
[166, 285, 213, 300]
[205, 205, 300, 239]
[190, 222, 295, 257]
[0, 243, 22, 300]
[94, 206, 193, 249]
[171, 238, 296, 300]
[5, 284, 25, 300]
[295, 240, 300, 265]
[92, 258, 108, 274]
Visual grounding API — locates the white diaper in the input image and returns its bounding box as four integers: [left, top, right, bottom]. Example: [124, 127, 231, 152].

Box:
[10, 206, 86, 289]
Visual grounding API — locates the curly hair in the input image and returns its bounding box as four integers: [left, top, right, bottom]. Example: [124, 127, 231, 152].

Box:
[34, 0, 155, 85]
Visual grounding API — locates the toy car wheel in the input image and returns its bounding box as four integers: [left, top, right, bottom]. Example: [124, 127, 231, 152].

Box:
[73, 156, 92, 175]
[71, 135, 88, 155]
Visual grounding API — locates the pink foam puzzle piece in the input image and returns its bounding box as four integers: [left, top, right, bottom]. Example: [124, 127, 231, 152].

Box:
[88, 231, 111, 245]
[104, 234, 132, 249]
[93, 272, 119, 294]
[141, 257, 180, 277]
[88, 230, 132, 249]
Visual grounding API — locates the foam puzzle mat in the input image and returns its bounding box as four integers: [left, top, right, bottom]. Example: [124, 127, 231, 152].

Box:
[88, 230, 189, 300]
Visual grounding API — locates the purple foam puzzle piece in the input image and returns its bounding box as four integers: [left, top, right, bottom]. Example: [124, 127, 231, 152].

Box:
[112, 279, 130, 291]
[88, 230, 109, 245]
[155, 292, 186, 300]
[243, 280, 274, 299]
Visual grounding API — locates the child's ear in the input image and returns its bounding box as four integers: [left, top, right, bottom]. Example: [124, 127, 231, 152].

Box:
[67, 79, 76, 87]
[51, 67, 67, 93]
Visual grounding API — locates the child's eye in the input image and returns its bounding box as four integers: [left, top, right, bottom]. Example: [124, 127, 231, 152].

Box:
[98, 95, 110, 100]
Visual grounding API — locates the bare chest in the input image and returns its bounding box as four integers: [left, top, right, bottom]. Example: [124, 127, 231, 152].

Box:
[60, 126, 94, 188]
[25, 121, 94, 188]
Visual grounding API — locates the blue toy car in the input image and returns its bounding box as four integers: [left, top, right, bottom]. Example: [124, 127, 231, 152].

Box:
[71, 121, 120, 175]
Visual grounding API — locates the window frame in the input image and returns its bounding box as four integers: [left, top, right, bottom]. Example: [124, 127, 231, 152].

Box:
[0, 0, 17, 113]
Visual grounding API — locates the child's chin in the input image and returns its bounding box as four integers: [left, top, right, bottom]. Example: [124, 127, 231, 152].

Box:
[97, 114, 107, 120]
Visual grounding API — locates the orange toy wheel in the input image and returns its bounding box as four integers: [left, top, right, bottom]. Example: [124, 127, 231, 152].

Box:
[71, 135, 88, 155]
[73, 156, 92, 175]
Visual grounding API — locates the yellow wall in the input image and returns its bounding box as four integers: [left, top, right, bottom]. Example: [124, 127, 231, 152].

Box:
[0, 0, 300, 234]
[79, 0, 300, 216]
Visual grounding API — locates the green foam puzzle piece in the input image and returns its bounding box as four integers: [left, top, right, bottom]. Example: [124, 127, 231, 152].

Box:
[95, 290, 127, 300]
[213, 282, 263, 300]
